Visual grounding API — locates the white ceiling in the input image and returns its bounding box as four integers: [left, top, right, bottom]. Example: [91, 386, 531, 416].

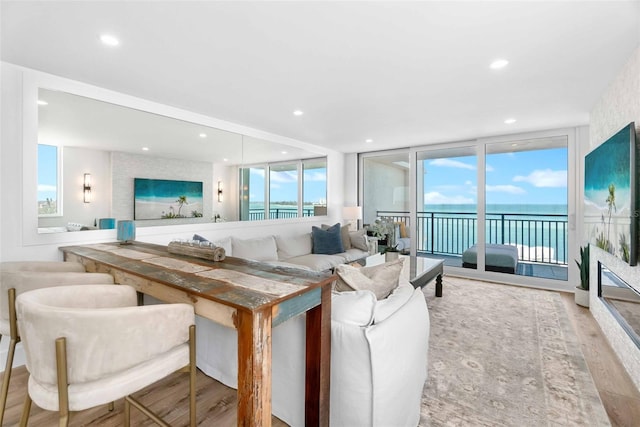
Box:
[2, 1, 639, 154]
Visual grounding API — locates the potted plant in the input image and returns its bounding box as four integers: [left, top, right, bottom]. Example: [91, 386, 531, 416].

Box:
[575, 244, 590, 307]
[384, 244, 400, 262]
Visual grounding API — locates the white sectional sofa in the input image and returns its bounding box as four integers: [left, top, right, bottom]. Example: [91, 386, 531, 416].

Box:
[200, 228, 373, 272]
[195, 279, 429, 427]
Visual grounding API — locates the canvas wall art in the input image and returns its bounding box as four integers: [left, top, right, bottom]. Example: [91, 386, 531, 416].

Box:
[584, 122, 637, 265]
[134, 178, 204, 220]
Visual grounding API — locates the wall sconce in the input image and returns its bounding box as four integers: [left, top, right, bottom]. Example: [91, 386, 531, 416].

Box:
[217, 181, 223, 203]
[83, 173, 92, 203]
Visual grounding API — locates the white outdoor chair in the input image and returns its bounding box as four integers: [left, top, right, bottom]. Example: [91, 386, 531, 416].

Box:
[0, 261, 114, 425]
[16, 284, 196, 426]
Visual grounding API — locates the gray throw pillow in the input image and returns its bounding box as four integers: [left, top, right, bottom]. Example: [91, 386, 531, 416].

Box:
[334, 258, 405, 300]
[349, 229, 369, 251]
[312, 223, 345, 255]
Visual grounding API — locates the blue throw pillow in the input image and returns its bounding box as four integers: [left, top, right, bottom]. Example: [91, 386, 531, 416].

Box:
[312, 223, 345, 255]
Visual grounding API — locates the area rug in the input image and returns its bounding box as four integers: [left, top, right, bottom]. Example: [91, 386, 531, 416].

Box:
[419, 276, 610, 426]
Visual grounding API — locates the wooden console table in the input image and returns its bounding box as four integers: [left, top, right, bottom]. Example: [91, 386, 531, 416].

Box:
[60, 242, 334, 426]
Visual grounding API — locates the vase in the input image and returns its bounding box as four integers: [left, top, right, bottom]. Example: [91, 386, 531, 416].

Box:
[574, 286, 589, 308]
[385, 251, 399, 262]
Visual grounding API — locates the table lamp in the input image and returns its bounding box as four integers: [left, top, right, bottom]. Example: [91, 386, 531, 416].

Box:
[343, 206, 362, 231]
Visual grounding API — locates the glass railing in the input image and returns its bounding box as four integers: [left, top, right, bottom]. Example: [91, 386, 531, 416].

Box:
[377, 210, 569, 265]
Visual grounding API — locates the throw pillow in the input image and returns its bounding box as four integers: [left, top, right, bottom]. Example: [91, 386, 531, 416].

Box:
[192, 233, 209, 242]
[232, 236, 278, 261]
[312, 223, 344, 255]
[334, 258, 405, 300]
[349, 229, 369, 251]
[396, 222, 408, 238]
[276, 233, 313, 259]
[322, 223, 351, 250]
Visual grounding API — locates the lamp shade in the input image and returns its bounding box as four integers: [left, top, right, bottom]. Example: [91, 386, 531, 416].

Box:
[117, 220, 136, 244]
[342, 206, 363, 220]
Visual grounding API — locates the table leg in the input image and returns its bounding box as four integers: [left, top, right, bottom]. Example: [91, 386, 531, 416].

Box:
[305, 284, 331, 427]
[436, 274, 443, 297]
[237, 308, 272, 427]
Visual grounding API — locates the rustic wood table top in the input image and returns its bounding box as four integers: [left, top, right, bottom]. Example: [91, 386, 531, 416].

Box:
[61, 241, 335, 427]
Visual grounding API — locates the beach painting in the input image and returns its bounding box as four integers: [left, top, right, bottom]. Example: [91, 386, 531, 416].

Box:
[584, 122, 637, 265]
[134, 178, 204, 220]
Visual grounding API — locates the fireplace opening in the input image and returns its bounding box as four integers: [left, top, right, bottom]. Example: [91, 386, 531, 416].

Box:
[598, 262, 640, 347]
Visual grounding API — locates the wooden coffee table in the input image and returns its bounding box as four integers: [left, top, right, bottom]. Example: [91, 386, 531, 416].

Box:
[405, 256, 444, 297]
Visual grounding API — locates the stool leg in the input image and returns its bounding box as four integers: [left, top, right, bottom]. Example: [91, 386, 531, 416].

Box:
[0, 336, 17, 425]
[19, 393, 32, 427]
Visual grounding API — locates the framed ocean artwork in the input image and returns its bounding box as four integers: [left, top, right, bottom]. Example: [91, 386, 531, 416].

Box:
[584, 122, 638, 265]
[134, 178, 204, 220]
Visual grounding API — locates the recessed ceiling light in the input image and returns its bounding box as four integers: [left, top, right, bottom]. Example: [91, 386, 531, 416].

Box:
[223, 158, 228, 162]
[199, 133, 207, 138]
[293, 110, 304, 116]
[504, 118, 516, 124]
[282, 151, 288, 154]
[37, 100, 48, 106]
[365, 139, 373, 143]
[142, 147, 149, 151]
[100, 34, 120, 47]
[490, 59, 509, 69]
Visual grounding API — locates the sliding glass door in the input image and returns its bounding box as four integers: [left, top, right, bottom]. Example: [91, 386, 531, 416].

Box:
[416, 146, 477, 267]
[485, 136, 568, 280]
[359, 130, 573, 285]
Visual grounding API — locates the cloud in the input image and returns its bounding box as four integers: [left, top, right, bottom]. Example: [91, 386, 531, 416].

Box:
[486, 184, 526, 194]
[424, 191, 474, 204]
[513, 169, 567, 187]
[270, 171, 297, 183]
[37, 184, 57, 192]
[303, 171, 326, 181]
[485, 164, 494, 172]
[428, 158, 475, 170]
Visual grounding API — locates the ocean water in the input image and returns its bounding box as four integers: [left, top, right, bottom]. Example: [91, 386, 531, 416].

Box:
[418, 204, 569, 263]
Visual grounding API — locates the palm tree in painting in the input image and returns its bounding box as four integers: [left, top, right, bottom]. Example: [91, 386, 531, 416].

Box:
[176, 195, 188, 217]
[605, 183, 616, 254]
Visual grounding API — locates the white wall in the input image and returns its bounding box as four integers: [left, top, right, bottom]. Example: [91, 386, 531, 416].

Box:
[0, 62, 346, 370]
[588, 46, 640, 391]
[38, 146, 112, 229]
[0, 62, 345, 262]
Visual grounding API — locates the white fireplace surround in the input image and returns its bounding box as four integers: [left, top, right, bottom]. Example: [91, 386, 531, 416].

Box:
[590, 247, 640, 390]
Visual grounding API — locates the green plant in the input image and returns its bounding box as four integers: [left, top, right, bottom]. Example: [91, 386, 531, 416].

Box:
[575, 244, 590, 290]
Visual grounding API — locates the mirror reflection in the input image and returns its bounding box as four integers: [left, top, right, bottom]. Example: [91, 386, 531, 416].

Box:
[36, 88, 326, 233]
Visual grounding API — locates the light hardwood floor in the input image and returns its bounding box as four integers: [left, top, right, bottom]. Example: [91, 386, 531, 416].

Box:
[0, 292, 638, 426]
[561, 292, 640, 427]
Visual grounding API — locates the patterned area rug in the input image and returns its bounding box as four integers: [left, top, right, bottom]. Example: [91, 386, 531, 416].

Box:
[420, 277, 610, 426]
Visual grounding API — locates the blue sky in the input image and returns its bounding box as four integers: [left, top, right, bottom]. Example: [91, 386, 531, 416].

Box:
[423, 147, 568, 205]
[37, 144, 58, 200]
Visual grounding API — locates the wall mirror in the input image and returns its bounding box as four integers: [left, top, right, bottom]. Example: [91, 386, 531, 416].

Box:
[35, 87, 326, 233]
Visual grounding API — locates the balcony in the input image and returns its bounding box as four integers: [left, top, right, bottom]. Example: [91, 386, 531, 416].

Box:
[377, 210, 568, 280]
[247, 207, 315, 221]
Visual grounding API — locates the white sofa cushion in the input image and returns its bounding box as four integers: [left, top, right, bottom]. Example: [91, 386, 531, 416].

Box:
[232, 236, 278, 261]
[276, 233, 312, 260]
[374, 281, 414, 323]
[332, 290, 376, 327]
[283, 254, 346, 272]
[213, 236, 233, 255]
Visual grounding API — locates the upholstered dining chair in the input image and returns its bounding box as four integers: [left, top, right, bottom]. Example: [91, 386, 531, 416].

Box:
[16, 284, 196, 427]
[0, 261, 114, 425]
